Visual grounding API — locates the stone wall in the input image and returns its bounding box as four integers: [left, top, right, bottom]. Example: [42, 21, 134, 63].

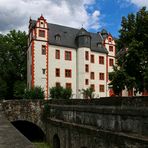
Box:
[1, 96, 148, 148]
[45, 96, 148, 148]
[1, 100, 46, 133]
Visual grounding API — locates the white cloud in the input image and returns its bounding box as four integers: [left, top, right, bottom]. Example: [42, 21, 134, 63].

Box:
[130, 0, 148, 7]
[126, 0, 148, 8]
[0, 0, 101, 33]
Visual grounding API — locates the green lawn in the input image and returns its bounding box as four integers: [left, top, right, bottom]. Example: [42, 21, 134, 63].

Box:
[33, 142, 51, 148]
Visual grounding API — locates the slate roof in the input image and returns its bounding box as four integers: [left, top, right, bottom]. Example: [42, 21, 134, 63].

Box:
[30, 20, 108, 54]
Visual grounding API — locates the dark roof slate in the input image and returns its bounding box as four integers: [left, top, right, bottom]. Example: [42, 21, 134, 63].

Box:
[30, 20, 108, 54]
[48, 23, 108, 54]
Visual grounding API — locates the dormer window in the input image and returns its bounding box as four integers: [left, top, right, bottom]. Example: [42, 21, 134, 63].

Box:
[97, 42, 102, 48]
[55, 34, 61, 41]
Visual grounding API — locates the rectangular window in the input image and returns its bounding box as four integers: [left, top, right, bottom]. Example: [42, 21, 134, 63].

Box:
[109, 59, 114, 66]
[91, 54, 95, 63]
[100, 85, 104, 92]
[66, 83, 72, 89]
[99, 73, 105, 80]
[85, 79, 89, 85]
[90, 84, 95, 91]
[55, 68, 60, 77]
[42, 68, 46, 74]
[90, 72, 95, 79]
[55, 50, 60, 59]
[85, 64, 89, 72]
[65, 69, 72, 78]
[99, 56, 104, 64]
[65, 51, 72, 60]
[39, 30, 45, 37]
[109, 46, 113, 52]
[56, 82, 61, 87]
[85, 51, 89, 60]
[42, 45, 46, 55]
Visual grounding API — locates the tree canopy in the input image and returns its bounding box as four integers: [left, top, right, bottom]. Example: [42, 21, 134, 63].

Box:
[0, 30, 27, 99]
[110, 7, 148, 95]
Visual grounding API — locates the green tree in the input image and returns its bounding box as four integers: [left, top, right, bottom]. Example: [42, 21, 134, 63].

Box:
[23, 86, 44, 100]
[0, 30, 27, 99]
[112, 7, 148, 94]
[50, 86, 72, 99]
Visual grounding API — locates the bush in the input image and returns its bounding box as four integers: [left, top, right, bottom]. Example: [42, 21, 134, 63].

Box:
[23, 86, 44, 99]
[81, 87, 94, 99]
[50, 86, 72, 99]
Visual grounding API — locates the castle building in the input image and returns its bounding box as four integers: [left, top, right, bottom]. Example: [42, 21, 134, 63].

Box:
[27, 15, 116, 99]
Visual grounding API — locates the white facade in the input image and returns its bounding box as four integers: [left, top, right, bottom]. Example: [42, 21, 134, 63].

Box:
[27, 16, 116, 99]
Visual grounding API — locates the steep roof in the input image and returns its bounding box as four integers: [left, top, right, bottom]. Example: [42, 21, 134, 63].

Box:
[30, 20, 108, 54]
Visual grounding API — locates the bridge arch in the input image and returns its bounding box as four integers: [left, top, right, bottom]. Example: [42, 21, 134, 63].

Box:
[11, 120, 45, 142]
[53, 134, 60, 148]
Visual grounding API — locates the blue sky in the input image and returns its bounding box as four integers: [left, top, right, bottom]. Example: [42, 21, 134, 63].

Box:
[86, 0, 139, 37]
[0, 0, 147, 37]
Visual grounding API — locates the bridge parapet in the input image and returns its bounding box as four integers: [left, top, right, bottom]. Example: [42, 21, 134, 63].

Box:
[45, 96, 148, 137]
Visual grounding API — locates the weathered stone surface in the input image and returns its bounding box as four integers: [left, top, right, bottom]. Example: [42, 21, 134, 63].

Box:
[1, 96, 148, 148]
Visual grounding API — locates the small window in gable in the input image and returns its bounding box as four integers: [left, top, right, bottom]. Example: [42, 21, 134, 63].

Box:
[40, 21, 44, 27]
[39, 30, 45, 37]
[108, 37, 112, 42]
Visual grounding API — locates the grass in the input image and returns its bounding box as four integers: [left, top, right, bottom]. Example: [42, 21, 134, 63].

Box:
[33, 142, 51, 148]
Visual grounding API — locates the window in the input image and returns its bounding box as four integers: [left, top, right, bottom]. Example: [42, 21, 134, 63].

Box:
[66, 83, 72, 89]
[91, 54, 95, 63]
[85, 51, 89, 60]
[55, 50, 60, 59]
[55, 35, 61, 41]
[55, 68, 60, 77]
[109, 59, 114, 66]
[90, 84, 95, 91]
[108, 37, 112, 42]
[39, 30, 45, 37]
[99, 73, 104, 80]
[42, 45, 46, 55]
[90, 72, 95, 79]
[65, 51, 72, 60]
[56, 82, 61, 87]
[42, 68, 46, 74]
[85, 64, 89, 72]
[85, 79, 89, 85]
[100, 85, 104, 92]
[109, 46, 113, 52]
[99, 56, 104, 64]
[65, 69, 72, 78]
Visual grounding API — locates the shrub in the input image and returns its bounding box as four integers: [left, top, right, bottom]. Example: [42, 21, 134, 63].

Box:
[50, 86, 72, 99]
[23, 86, 44, 99]
[81, 87, 94, 99]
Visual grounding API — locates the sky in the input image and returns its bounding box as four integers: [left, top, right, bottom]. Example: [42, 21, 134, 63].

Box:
[0, 0, 148, 37]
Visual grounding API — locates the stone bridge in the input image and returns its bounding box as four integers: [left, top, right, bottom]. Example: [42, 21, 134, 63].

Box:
[1, 96, 148, 148]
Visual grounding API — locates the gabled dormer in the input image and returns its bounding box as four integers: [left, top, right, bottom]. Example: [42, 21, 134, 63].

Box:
[35, 15, 49, 41]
